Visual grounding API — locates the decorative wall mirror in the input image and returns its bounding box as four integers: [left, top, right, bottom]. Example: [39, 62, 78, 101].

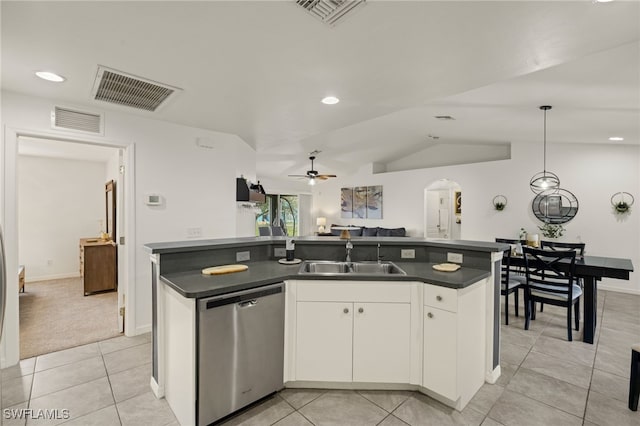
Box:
[532, 188, 578, 224]
[106, 180, 116, 241]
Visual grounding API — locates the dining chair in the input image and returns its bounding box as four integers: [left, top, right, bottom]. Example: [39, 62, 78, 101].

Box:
[630, 343, 640, 411]
[270, 225, 286, 236]
[258, 226, 271, 236]
[539, 240, 585, 312]
[495, 238, 527, 286]
[522, 246, 580, 341]
[499, 247, 523, 325]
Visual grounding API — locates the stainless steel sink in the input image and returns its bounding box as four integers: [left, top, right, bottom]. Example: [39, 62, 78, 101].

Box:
[298, 260, 406, 276]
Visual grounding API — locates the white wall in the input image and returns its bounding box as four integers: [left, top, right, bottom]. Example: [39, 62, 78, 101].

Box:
[2, 91, 257, 337]
[18, 155, 106, 281]
[313, 142, 640, 293]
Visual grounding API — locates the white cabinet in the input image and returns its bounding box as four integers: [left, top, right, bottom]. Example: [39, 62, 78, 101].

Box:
[296, 301, 353, 382]
[353, 302, 411, 383]
[292, 281, 413, 384]
[423, 281, 486, 409]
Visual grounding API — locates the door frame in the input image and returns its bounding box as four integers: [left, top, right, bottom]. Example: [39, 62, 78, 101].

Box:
[1, 127, 136, 366]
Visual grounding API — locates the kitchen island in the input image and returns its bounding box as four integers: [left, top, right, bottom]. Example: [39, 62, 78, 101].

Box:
[145, 236, 508, 426]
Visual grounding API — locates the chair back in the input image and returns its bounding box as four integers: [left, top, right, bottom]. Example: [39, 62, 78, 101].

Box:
[523, 246, 576, 298]
[270, 226, 286, 236]
[540, 240, 585, 257]
[499, 246, 512, 285]
[495, 238, 527, 245]
[258, 226, 271, 236]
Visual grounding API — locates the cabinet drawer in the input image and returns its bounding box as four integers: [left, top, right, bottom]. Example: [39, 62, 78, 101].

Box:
[424, 285, 457, 312]
[297, 281, 411, 303]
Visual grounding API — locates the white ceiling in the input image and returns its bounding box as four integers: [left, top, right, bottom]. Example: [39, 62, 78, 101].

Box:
[2, 1, 639, 179]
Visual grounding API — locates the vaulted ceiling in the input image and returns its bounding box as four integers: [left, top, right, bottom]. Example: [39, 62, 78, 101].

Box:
[2, 1, 639, 180]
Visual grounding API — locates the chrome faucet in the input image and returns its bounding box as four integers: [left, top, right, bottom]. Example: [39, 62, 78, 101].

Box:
[345, 239, 353, 263]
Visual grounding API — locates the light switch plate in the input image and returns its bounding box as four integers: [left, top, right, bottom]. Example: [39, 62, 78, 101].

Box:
[274, 247, 286, 257]
[236, 251, 251, 262]
[401, 249, 415, 259]
[447, 252, 463, 263]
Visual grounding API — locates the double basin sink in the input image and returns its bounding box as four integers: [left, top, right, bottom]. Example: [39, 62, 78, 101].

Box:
[298, 260, 406, 276]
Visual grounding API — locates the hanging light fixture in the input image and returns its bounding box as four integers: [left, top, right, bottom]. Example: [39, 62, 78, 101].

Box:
[529, 105, 560, 193]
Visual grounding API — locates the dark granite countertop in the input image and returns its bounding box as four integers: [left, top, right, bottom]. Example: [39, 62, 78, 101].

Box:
[145, 236, 507, 255]
[160, 260, 492, 299]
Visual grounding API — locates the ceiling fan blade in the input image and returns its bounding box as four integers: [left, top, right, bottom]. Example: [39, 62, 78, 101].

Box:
[287, 174, 310, 178]
[316, 175, 337, 180]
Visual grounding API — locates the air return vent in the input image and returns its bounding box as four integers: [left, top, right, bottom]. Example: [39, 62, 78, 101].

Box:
[296, 0, 366, 26]
[51, 106, 104, 135]
[92, 66, 181, 111]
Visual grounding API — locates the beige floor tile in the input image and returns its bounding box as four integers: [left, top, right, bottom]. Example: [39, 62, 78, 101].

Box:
[378, 414, 410, 426]
[31, 356, 106, 399]
[531, 335, 595, 367]
[357, 390, 412, 412]
[272, 411, 314, 426]
[585, 390, 640, 426]
[2, 374, 33, 407]
[116, 391, 177, 426]
[495, 362, 518, 387]
[590, 368, 629, 403]
[27, 376, 114, 426]
[601, 310, 640, 335]
[63, 405, 121, 426]
[467, 383, 505, 415]
[393, 392, 484, 426]
[2, 358, 36, 381]
[223, 394, 294, 426]
[35, 343, 100, 372]
[500, 326, 537, 350]
[506, 368, 588, 417]
[594, 344, 630, 378]
[3, 401, 28, 426]
[488, 390, 582, 426]
[108, 362, 152, 403]
[278, 388, 325, 410]
[481, 418, 506, 426]
[103, 342, 151, 375]
[521, 351, 591, 389]
[98, 332, 151, 355]
[597, 326, 638, 352]
[299, 390, 387, 426]
[500, 342, 530, 366]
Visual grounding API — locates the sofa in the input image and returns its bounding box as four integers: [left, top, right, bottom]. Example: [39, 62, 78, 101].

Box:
[330, 224, 407, 237]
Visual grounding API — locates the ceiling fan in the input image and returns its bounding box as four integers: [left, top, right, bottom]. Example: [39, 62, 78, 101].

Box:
[288, 151, 337, 185]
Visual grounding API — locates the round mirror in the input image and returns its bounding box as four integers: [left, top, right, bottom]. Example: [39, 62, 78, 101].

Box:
[532, 188, 578, 224]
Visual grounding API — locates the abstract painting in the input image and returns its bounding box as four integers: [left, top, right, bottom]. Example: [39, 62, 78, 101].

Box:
[353, 186, 368, 218]
[366, 185, 383, 219]
[341, 187, 354, 218]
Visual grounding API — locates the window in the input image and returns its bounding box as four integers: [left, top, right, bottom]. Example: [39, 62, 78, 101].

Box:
[255, 194, 299, 236]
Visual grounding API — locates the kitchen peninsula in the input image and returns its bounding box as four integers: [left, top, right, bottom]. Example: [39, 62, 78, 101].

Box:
[145, 236, 508, 426]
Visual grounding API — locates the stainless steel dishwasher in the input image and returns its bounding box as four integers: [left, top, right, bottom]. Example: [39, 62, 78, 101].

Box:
[197, 282, 285, 426]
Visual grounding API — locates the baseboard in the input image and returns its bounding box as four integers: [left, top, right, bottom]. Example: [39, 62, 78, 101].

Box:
[486, 365, 501, 384]
[134, 324, 152, 336]
[25, 272, 80, 283]
[599, 284, 640, 296]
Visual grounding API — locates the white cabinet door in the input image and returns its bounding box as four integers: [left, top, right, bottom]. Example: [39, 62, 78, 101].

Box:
[423, 307, 457, 400]
[353, 303, 411, 383]
[296, 301, 353, 382]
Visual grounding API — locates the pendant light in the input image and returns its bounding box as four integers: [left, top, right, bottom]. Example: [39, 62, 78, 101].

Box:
[529, 105, 560, 193]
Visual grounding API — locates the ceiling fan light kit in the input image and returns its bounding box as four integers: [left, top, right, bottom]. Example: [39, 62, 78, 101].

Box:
[529, 105, 560, 194]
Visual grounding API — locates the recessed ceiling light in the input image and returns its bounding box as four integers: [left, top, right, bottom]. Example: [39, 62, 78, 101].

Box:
[35, 71, 66, 82]
[321, 96, 340, 105]
[609, 136, 624, 141]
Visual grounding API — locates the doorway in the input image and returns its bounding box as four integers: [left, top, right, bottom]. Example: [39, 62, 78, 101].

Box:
[424, 179, 462, 240]
[1, 129, 134, 366]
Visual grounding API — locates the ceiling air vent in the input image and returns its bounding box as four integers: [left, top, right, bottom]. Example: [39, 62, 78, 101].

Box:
[51, 106, 104, 135]
[296, 0, 366, 26]
[434, 115, 456, 121]
[92, 66, 181, 112]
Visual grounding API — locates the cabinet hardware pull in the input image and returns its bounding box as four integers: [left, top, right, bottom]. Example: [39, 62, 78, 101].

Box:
[427, 312, 434, 318]
[343, 308, 349, 314]
[436, 295, 443, 301]
[358, 307, 364, 313]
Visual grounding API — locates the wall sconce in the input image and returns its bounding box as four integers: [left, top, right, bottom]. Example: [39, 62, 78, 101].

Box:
[611, 192, 634, 214]
[492, 195, 507, 211]
[316, 217, 327, 233]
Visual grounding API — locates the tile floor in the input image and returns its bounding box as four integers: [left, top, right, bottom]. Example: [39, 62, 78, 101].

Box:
[3, 289, 639, 425]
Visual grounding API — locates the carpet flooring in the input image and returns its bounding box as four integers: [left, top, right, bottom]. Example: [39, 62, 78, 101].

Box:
[19, 276, 121, 359]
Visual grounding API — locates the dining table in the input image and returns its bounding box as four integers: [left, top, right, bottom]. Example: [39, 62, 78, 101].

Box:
[509, 252, 634, 344]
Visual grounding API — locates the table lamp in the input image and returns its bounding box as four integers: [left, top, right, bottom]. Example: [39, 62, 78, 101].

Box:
[316, 217, 326, 233]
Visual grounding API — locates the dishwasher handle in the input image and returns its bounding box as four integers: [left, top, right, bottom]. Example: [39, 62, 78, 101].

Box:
[201, 283, 283, 310]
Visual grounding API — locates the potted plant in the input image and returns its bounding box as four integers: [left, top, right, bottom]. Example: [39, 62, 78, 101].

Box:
[538, 222, 565, 239]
